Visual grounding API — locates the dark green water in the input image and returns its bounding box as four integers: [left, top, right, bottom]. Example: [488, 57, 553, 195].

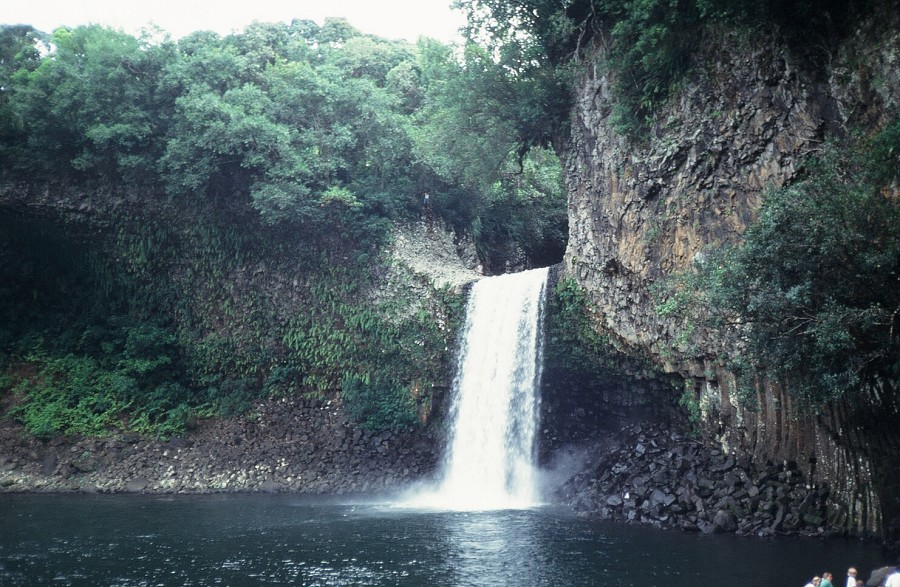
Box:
[0, 494, 884, 586]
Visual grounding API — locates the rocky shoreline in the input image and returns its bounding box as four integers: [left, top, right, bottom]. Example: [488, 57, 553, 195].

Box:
[557, 422, 844, 539]
[0, 391, 882, 548]
[0, 394, 440, 495]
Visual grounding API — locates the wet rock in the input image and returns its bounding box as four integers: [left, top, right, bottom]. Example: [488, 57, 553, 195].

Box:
[40, 453, 58, 476]
[713, 509, 738, 533]
[125, 478, 149, 492]
[681, 521, 700, 532]
[556, 423, 838, 540]
[802, 513, 824, 526]
[73, 456, 99, 473]
[770, 505, 786, 532]
[167, 438, 193, 450]
[606, 495, 624, 507]
[259, 480, 280, 493]
[649, 488, 675, 509]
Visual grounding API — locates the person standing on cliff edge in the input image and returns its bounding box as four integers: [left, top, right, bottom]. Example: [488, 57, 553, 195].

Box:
[421, 192, 432, 228]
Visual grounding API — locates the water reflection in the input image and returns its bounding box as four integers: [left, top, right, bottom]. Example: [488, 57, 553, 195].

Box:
[0, 494, 887, 586]
[439, 510, 545, 585]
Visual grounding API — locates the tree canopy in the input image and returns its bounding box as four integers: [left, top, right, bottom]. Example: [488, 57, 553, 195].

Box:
[0, 19, 567, 264]
[453, 0, 883, 133]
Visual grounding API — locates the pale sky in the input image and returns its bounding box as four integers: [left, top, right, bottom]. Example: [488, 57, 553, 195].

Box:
[2, 0, 467, 43]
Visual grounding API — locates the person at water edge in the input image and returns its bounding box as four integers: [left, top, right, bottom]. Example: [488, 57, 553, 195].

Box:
[821, 572, 834, 587]
[846, 567, 858, 587]
[804, 576, 822, 587]
[885, 568, 900, 587]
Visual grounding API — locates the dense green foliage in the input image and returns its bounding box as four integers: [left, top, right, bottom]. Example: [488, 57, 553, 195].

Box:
[0, 19, 569, 436]
[456, 0, 879, 133]
[282, 263, 464, 429]
[0, 206, 464, 436]
[0, 21, 567, 262]
[0, 215, 198, 436]
[409, 39, 568, 270]
[655, 124, 900, 406]
[0, 25, 45, 154]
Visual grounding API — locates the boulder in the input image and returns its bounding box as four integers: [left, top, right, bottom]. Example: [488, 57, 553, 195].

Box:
[259, 480, 281, 493]
[712, 509, 738, 533]
[40, 453, 58, 476]
[125, 478, 150, 492]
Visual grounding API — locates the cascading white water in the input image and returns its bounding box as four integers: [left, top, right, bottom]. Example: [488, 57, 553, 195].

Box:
[410, 267, 549, 510]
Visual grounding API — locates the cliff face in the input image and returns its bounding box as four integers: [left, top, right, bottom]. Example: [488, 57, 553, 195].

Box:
[562, 15, 899, 538]
[0, 173, 475, 452]
[0, 189, 474, 493]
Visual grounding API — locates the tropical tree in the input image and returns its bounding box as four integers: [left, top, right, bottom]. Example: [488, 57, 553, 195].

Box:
[10, 25, 170, 181]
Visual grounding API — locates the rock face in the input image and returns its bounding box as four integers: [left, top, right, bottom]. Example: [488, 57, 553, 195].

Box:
[0, 394, 439, 494]
[386, 221, 482, 290]
[561, 11, 900, 540]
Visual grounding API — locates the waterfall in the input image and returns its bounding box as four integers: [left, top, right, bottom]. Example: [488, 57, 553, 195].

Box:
[408, 267, 549, 510]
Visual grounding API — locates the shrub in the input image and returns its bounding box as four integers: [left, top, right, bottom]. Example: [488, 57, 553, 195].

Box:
[341, 375, 419, 431]
[659, 123, 900, 405]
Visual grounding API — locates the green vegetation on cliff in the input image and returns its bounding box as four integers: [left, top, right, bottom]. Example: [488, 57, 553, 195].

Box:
[0, 18, 566, 436]
[711, 126, 899, 406]
[655, 124, 900, 407]
[4, 2, 893, 440]
[463, 0, 898, 409]
[456, 0, 881, 133]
